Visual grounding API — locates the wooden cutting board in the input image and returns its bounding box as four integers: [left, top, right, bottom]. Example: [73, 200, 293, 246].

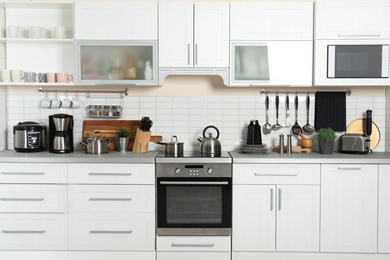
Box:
[82, 120, 162, 151]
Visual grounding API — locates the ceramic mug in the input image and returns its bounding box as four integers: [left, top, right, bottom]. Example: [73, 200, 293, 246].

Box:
[40, 96, 52, 108]
[30, 26, 47, 39]
[38, 73, 47, 83]
[72, 96, 82, 109]
[61, 95, 73, 108]
[1, 70, 11, 82]
[51, 95, 62, 108]
[53, 26, 66, 39]
[56, 72, 73, 83]
[24, 72, 38, 83]
[10, 70, 25, 82]
[47, 72, 56, 83]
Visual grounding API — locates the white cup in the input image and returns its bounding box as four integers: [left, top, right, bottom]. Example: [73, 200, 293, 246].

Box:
[7, 25, 23, 38]
[40, 96, 52, 108]
[51, 96, 62, 108]
[1, 70, 11, 82]
[61, 96, 73, 108]
[72, 96, 82, 109]
[53, 26, 66, 39]
[10, 69, 25, 82]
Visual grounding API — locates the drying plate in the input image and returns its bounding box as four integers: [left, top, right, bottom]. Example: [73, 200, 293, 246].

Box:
[345, 119, 380, 150]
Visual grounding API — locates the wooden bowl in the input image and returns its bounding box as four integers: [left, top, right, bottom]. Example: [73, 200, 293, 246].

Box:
[300, 139, 313, 149]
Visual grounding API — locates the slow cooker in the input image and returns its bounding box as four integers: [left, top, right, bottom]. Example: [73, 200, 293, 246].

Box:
[13, 121, 46, 152]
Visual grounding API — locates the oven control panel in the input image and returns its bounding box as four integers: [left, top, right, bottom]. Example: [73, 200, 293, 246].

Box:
[156, 163, 231, 178]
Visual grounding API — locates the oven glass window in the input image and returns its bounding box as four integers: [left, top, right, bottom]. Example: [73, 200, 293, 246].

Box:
[330, 45, 384, 78]
[166, 186, 222, 225]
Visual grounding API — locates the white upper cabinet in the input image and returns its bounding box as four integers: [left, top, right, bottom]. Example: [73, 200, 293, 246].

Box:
[316, 0, 390, 40]
[230, 2, 313, 41]
[75, 2, 157, 40]
[158, 2, 229, 68]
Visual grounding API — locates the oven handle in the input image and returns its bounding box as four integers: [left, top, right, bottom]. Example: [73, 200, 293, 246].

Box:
[159, 181, 229, 185]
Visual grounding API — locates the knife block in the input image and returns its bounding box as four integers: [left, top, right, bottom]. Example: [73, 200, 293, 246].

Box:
[132, 128, 151, 153]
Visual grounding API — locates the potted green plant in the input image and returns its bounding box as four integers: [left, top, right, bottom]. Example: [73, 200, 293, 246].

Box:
[317, 127, 336, 154]
[116, 127, 131, 152]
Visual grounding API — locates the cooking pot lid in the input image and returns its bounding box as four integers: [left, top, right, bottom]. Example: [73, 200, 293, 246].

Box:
[14, 121, 46, 131]
[86, 131, 108, 142]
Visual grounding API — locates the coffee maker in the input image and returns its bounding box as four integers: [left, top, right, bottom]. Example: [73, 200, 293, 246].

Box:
[49, 113, 74, 153]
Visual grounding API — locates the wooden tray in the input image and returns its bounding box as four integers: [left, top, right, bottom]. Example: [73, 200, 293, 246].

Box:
[82, 120, 162, 151]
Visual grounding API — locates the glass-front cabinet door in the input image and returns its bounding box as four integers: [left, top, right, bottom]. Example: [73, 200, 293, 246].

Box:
[230, 42, 270, 85]
[76, 41, 157, 85]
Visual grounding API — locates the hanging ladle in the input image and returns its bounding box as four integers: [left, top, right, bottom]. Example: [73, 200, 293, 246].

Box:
[303, 94, 315, 134]
[272, 94, 283, 131]
[263, 94, 272, 135]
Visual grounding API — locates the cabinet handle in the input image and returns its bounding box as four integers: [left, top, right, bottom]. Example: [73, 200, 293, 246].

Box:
[195, 44, 198, 65]
[171, 243, 215, 248]
[188, 44, 191, 65]
[2, 230, 45, 234]
[89, 198, 132, 201]
[88, 173, 132, 176]
[278, 188, 282, 211]
[89, 230, 132, 234]
[0, 198, 44, 201]
[254, 173, 298, 177]
[1, 172, 45, 175]
[337, 167, 362, 171]
[338, 34, 381, 38]
[270, 188, 274, 211]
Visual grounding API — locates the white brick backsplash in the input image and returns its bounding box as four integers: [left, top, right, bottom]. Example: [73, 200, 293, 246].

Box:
[3, 93, 387, 153]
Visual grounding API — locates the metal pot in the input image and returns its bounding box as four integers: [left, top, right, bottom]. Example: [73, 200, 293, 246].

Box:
[156, 135, 184, 157]
[80, 132, 112, 154]
[198, 125, 221, 156]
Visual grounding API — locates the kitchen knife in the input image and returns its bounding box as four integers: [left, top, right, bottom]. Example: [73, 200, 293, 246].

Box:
[285, 95, 290, 126]
[366, 110, 372, 152]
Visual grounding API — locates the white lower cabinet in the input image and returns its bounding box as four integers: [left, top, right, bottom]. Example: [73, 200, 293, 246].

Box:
[0, 213, 67, 250]
[379, 165, 390, 253]
[157, 236, 231, 260]
[321, 164, 378, 253]
[232, 164, 320, 253]
[67, 163, 155, 251]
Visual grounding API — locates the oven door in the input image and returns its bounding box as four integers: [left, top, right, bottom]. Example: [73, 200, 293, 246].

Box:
[157, 177, 232, 236]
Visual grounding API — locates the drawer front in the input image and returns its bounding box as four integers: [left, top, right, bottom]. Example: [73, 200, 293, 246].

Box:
[69, 213, 155, 251]
[68, 185, 155, 213]
[233, 164, 320, 184]
[0, 163, 67, 184]
[68, 163, 154, 184]
[0, 214, 67, 250]
[157, 236, 231, 252]
[0, 185, 67, 213]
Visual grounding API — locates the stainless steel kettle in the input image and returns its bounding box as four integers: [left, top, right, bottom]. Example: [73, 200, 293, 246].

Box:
[197, 125, 221, 156]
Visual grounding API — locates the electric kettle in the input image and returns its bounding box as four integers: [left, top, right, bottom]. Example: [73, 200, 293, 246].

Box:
[197, 125, 221, 157]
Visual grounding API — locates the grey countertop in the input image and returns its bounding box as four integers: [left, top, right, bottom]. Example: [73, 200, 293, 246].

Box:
[0, 150, 160, 164]
[229, 151, 390, 164]
[1, 150, 390, 164]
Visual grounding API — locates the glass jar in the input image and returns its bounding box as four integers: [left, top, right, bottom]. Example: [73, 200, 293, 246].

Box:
[88, 105, 97, 116]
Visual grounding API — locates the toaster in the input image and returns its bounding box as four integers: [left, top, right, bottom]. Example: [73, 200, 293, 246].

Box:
[338, 134, 370, 154]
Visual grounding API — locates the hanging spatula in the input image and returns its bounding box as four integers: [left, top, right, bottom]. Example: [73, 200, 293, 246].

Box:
[291, 95, 302, 135]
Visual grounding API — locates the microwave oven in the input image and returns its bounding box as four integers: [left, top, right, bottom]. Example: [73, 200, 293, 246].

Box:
[315, 40, 390, 86]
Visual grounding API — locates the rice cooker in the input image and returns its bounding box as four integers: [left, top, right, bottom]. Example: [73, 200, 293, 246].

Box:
[13, 121, 46, 152]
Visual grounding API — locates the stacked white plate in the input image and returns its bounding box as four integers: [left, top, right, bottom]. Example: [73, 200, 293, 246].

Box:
[238, 144, 271, 154]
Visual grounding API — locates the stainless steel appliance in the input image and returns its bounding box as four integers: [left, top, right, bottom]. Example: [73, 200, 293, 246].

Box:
[328, 44, 389, 78]
[156, 151, 232, 236]
[198, 125, 222, 157]
[49, 113, 74, 153]
[13, 121, 46, 152]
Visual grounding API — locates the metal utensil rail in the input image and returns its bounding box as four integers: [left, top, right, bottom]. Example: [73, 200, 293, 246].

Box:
[38, 87, 128, 97]
[260, 88, 352, 96]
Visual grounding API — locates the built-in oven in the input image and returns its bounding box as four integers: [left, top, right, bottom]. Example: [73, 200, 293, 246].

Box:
[156, 152, 232, 236]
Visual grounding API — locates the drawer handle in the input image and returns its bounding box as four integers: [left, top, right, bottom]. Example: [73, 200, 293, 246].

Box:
[337, 167, 362, 171]
[254, 173, 298, 177]
[171, 243, 215, 248]
[88, 173, 132, 176]
[2, 230, 46, 234]
[89, 198, 132, 201]
[338, 34, 381, 38]
[89, 230, 133, 234]
[1, 172, 45, 175]
[0, 198, 44, 201]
